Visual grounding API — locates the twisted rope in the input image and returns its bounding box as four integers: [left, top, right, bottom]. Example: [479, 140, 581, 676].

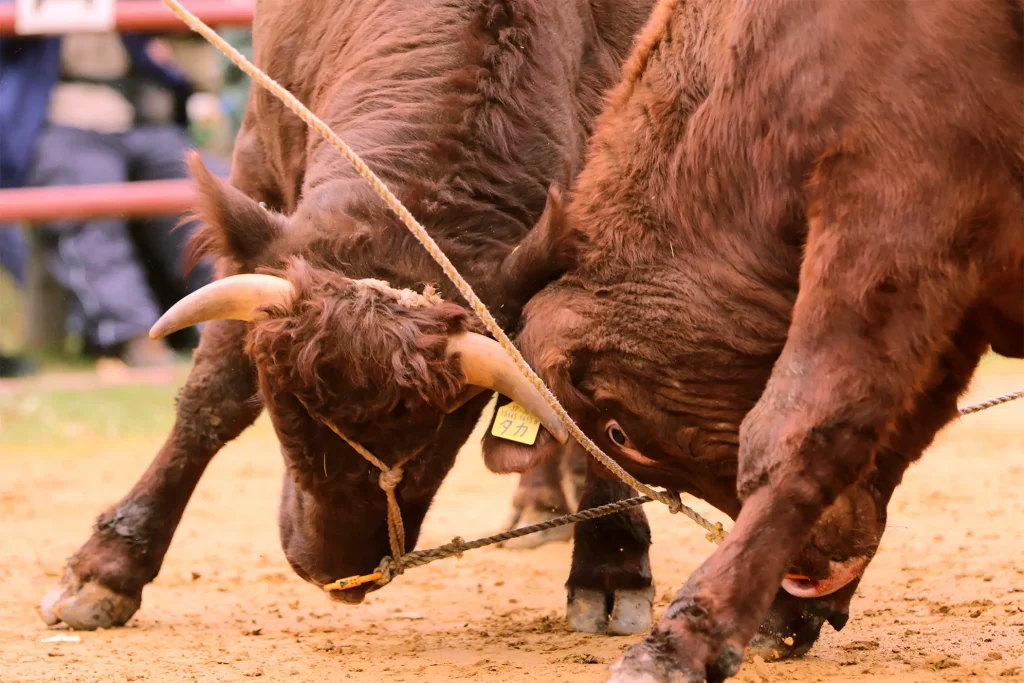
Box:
[957, 389, 1024, 417]
[324, 494, 657, 591]
[160, 0, 714, 531]
[296, 397, 409, 574]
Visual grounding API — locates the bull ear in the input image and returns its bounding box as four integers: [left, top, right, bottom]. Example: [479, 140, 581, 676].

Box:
[499, 185, 578, 313]
[481, 395, 566, 473]
[184, 150, 287, 272]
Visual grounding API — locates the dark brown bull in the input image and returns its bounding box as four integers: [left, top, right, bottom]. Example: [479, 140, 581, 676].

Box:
[483, 0, 1024, 680]
[38, 0, 655, 630]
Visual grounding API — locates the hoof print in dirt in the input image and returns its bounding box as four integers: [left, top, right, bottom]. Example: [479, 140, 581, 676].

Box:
[567, 585, 654, 635]
[39, 569, 140, 631]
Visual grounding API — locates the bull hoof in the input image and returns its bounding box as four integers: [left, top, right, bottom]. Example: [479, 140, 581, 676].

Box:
[567, 586, 654, 635]
[747, 590, 848, 661]
[499, 506, 574, 550]
[38, 568, 140, 630]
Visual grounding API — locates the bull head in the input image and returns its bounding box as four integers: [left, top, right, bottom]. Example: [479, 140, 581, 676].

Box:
[149, 273, 569, 444]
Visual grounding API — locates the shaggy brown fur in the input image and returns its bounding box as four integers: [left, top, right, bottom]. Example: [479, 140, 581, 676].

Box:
[42, 0, 655, 627]
[484, 0, 1024, 679]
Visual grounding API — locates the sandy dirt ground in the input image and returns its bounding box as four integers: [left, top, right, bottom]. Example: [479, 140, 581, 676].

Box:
[1, 362, 1023, 683]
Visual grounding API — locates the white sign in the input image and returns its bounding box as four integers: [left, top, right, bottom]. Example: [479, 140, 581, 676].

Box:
[15, 0, 117, 35]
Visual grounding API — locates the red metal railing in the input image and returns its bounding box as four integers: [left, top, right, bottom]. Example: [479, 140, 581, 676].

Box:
[0, 180, 197, 224]
[0, 2, 252, 223]
[0, 1, 253, 36]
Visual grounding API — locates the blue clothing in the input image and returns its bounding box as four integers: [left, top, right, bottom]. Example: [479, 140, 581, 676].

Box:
[0, 6, 193, 189]
[0, 225, 26, 283]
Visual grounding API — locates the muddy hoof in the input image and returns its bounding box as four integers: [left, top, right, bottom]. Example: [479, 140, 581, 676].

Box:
[38, 569, 140, 630]
[747, 590, 847, 661]
[499, 505, 574, 550]
[567, 586, 654, 635]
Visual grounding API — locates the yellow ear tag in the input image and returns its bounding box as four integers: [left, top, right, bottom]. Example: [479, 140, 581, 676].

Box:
[491, 401, 541, 445]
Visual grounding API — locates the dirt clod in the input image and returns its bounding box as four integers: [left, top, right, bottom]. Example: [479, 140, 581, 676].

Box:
[752, 655, 771, 680]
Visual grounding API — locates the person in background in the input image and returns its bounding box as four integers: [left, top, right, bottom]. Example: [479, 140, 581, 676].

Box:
[0, 14, 221, 368]
[0, 228, 33, 378]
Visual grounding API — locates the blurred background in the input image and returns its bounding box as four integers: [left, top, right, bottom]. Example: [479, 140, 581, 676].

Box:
[1, 4, 1021, 683]
[0, 0, 253, 381]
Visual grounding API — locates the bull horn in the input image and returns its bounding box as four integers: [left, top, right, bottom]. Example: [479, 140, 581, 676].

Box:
[447, 333, 569, 444]
[149, 274, 295, 340]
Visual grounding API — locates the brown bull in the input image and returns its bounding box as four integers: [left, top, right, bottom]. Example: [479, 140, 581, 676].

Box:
[483, 0, 1024, 680]
[39, 0, 655, 630]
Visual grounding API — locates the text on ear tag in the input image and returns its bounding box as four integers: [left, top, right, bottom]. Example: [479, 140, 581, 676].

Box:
[491, 401, 541, 445]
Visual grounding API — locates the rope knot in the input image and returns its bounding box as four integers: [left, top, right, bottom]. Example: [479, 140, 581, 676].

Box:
[445, 536, 467, 559]
[374, 557, 398, 585]
[378, 467, 404, 491]
[666, 492, 684, 515]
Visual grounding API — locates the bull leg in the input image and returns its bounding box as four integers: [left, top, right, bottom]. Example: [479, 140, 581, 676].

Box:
[566, 456, 653, 636]
[500, 448, 576, 550]
[750, 319, 985, 661]
[39, 320, 261, 630]
[608, 179, 982, 681]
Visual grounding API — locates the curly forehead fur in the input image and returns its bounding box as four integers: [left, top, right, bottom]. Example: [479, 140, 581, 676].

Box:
[246, 259, 479, 438]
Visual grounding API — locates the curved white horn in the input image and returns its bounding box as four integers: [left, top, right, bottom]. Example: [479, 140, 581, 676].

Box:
[447, 333, 569, 444]
[149, 273, 295, 340]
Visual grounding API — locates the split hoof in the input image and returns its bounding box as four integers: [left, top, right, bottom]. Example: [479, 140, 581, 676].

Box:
[747, 591, 847, 661]
[38, 568, 140, 630]
[567, 585, 654, 635]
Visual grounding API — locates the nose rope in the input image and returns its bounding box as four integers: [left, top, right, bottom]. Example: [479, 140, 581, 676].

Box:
[296, 396, 409, 578]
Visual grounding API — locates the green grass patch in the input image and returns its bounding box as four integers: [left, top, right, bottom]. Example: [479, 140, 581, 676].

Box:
[0, 376, 186, 446]
[0, 269, 24, 353]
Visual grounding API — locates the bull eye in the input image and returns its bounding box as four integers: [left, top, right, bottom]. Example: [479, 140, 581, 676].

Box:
[606, 421, 631, 448]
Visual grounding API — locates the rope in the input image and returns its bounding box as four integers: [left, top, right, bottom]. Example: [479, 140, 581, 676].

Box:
[159, 0, 710, 532]
[957, 389, 1024, 417]
[296, 397, 409, 574]
[324, 494, 655, 591]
